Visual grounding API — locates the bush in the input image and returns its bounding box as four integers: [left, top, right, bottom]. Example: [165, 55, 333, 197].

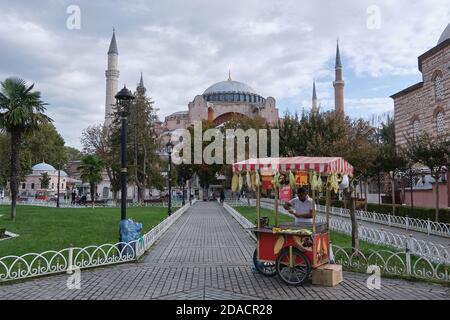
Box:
[318, 198, 450, 224]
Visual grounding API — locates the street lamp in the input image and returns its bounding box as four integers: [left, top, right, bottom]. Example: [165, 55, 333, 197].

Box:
[115, 86, 135, 235]
[166, 139, 174, 216]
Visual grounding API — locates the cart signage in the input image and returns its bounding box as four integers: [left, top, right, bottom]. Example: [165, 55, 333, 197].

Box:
[295, 171, 308, 186]
[279, 185, 292, 201]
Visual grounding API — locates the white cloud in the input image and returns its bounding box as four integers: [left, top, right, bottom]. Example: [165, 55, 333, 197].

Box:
[0, 0, 448, 148]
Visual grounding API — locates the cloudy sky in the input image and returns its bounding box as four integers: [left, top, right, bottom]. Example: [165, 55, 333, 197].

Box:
[0, 0, 449, 148]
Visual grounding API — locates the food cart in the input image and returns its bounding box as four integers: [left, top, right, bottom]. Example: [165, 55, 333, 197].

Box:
[233, 157, 354, 286]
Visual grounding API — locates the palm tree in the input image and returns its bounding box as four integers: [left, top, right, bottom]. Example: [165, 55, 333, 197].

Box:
[0, 78, 51, 221]
[78, 155, 104, 208]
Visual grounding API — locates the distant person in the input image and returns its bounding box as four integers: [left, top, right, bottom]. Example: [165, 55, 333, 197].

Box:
[71, 190, 76, 205]
[219, 190, 225, 205]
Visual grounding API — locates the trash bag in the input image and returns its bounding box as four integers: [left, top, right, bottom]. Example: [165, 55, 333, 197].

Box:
[120, 219, 142, 243]
[119, 219, 143, 257]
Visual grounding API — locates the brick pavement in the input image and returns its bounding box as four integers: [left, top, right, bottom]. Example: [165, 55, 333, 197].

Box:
[0, 202, 448, 300]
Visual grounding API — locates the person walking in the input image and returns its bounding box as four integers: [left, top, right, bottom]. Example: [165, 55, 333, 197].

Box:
[219, 189, 225, 206]
[71, 189, 76, 205]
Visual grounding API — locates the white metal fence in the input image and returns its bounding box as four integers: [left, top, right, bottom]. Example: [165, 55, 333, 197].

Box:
[249, 198, 450, 239]
[0, 199, 185, 209]
[0, 201, 194, 282]
[223, 202, 450, 283]
[316, 204, 450, 238]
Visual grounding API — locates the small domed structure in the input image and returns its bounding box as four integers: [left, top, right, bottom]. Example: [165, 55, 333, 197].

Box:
[32, 162, 56, 172]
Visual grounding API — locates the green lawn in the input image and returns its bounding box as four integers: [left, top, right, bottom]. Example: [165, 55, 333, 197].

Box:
[0, 205, 172, 257]
[234, 206, 396, 252]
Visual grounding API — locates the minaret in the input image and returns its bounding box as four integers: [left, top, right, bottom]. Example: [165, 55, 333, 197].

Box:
[312, 79, 318, 112]
[333, 40, 345, 115]
[105, 29, 120, 127]
[137, 72, 146, 95]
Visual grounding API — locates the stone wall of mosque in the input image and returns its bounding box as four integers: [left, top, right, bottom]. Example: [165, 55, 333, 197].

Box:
[394, 43, 450, 147]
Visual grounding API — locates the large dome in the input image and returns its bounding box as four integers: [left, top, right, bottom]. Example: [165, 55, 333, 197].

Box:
[32, 162, 56, 171]
[204, 79, 258, 95]
[203, 77, 264, 104]
[438, 22, 450, 45]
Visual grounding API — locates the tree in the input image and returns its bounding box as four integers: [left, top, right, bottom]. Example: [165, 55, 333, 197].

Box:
[0, 78, 51, 221]
[127, 84, 163, 203]
[374, 116, 408, 214]
[186, 120, 223, 200]
[402, 132, 450, 221]
[81, 124, 119, 201]
[176, 161, 193, 205]
[39, 172, 50, 190]
[78, 155, 104, 208]
[65, 146, 83, 161]
[22, 123, 66, 166]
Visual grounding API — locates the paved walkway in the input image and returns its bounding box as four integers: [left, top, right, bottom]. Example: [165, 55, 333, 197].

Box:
[0, 202, 448, 300]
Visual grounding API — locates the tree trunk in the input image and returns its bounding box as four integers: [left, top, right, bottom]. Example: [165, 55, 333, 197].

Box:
[434, 173, 440, 222]
[138, 185, 145, 204]
[364, 179, 368, 211]
[90, 182, 95, 209]
[10, 132, 21, 221]
[391, 172, 396, 216]
[347, 188, 359, 254]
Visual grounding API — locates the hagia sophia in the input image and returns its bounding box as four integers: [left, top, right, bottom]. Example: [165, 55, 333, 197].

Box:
[102, 30, 346, 135]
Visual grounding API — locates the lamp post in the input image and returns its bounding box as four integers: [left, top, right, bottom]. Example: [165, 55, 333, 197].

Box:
[166, 139, 174, 216]
[115, 86, 135, 235]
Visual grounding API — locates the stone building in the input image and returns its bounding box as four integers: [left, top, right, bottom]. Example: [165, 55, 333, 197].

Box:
[391, 24, 449, 146]
[162, 72, 279, 134]
[391, 23, 450, 209]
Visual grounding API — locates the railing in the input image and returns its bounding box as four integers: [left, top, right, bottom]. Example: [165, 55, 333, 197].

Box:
[0, 199, 184, 209]
[316, 204, 450, 238]
[223, 202, 450, 283]
[332, 245, 449, 282]
[0, 201, 194, 282]
[249, 198, 450, 238]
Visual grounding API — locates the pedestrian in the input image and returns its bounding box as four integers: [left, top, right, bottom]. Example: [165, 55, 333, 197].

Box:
[71, 189, 76, 205]
[220, 189, 225, 206]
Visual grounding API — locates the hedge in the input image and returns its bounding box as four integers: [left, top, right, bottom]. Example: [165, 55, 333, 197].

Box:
[318, 199, 450, 224]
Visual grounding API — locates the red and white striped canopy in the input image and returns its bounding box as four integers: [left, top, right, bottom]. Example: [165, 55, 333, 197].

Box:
[233, 157, 354, 176]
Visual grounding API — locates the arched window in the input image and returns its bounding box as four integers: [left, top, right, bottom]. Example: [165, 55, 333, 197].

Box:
[31, 183, 35, 190]
[22, 183, 26, 189]
[436, 111, 446, 134]
[412, 119, 421, 138]
[433, 72, 444, 101]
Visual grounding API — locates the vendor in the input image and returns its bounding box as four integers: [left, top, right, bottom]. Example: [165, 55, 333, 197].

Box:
[284, 187, 314, 224]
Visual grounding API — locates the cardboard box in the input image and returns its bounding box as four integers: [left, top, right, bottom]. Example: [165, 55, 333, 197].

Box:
[312, 264, 343, 287]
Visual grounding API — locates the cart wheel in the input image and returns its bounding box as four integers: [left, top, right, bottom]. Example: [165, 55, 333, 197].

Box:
[253, 249, 277, 277]
[276, 247, 311, 286]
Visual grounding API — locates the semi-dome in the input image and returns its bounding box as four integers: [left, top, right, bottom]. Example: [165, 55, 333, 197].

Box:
[204, 79, 258, 95]
[437, 22, 450, 45]
[32, 162, 56, 171]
